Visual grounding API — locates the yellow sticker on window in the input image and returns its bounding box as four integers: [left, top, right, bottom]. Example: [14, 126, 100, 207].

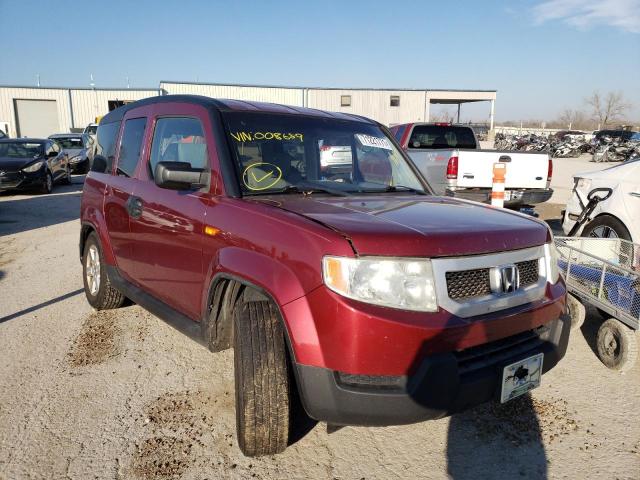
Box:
[242, 162, 283, 190]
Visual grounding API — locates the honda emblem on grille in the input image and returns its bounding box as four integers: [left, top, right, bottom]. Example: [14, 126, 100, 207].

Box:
[490, 264, 520, 294]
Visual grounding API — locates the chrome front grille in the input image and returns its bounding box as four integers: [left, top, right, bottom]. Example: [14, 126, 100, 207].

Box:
[515, 259, 539, 287]
[446, 259, 540, 301]
[446, 268, 491, 300]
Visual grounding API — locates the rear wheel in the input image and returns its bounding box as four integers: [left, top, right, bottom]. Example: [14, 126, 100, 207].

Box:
[82, 232, 126, 310]
[596, 319, 638, 372]
[233, 300, 290, 456]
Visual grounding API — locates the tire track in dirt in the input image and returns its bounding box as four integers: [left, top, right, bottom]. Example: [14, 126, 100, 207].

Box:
[67, 311, 122, 367]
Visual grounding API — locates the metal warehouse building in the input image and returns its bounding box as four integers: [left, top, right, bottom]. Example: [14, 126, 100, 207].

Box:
[0, 81, 496, 138]
[0, 86, 161, 138]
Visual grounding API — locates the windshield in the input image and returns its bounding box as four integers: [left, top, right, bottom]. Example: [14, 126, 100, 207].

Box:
[223, 112, 427, 195]
[85, 125, 98, 135]
[0, 142, 44, 158]
[52, 137, 84, 149]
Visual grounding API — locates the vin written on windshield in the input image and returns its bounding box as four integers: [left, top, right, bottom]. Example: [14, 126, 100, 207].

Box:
[223, 112, 427, 195]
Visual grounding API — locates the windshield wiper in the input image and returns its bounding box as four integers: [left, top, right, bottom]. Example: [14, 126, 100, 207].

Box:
[276, 184, 351, 197]
[355, 184, 427, 195]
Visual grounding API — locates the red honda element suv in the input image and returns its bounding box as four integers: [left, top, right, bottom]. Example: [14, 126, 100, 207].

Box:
[80, 95, 569, 456]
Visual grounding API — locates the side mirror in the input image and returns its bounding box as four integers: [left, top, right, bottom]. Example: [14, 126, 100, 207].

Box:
[154, 161, 208, 190]
[91, 155, 108, 173]
[47, 150, 58, 158]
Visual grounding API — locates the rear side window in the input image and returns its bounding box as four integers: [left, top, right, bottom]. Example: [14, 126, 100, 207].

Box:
[116, 118, 147, 177]
[95, 121, 121, 172]
[149, 117, 208, 177]
[408, 125, 477, 149]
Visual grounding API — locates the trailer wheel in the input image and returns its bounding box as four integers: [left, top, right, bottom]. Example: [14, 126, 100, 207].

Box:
[596, 319, 638, 373]
[566, 294, 586, 330]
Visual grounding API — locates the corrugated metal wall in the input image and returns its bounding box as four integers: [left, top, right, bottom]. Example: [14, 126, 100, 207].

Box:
[0, 87, 71, 137]
[307, 89, 428, 126]
[69, 89, 159, 128]
[161, 82, 431, 125]
[0, 87, 158, 137]
[160, 82, 304, 107]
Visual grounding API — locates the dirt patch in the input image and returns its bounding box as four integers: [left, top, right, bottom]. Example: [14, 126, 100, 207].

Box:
[131, 390, 230, 479]
[67, 311, 121, 367]
[466, 394, 591, 446]
[0, 237, 21, 268]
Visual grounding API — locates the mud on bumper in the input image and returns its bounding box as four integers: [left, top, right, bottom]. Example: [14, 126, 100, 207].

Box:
[293, 314, 570, 426]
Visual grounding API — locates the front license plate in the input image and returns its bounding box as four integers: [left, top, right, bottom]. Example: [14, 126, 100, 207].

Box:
[500, 353, 543, 403]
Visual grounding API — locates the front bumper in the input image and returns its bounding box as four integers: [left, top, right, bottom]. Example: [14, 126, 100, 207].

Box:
[294, 314, 570, 426]
[0, 169, 46, 191]
[446, 187, 553, 207]
[70, 158, 89, 173]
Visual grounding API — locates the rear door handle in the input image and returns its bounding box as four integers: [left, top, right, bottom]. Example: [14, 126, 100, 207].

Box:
[126, 196, 143, 218]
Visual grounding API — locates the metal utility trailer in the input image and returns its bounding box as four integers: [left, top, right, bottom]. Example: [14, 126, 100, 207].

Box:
[555, 236, 639, 372]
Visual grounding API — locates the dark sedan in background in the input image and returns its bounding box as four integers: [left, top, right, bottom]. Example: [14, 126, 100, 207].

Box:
[0, 138, 71, 194]
[49, 133, 90, 173]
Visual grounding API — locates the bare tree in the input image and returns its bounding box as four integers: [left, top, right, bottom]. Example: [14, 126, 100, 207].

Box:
[585, 91, 630, 128]
[556, 109, 592, 130]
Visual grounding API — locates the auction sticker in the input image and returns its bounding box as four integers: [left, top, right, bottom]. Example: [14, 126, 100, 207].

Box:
[355, 134, 393, 150]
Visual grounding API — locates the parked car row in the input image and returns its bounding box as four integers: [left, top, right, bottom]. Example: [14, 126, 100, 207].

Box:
[0, 128, 95, 194]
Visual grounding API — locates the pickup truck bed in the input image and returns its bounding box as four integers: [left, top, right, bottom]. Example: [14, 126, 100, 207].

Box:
[390, 123, 553, 207]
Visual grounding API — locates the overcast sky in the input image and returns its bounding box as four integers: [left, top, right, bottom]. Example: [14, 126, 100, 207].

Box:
[1, 0, 638, 122]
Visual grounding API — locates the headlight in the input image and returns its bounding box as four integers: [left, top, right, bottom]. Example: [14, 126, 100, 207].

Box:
[69, 155, 82, 163]
[22, 160, 45, 173]
[544, 242, 560, 283]
[322, 256, 438, 312]
[576, 177, 591, 191]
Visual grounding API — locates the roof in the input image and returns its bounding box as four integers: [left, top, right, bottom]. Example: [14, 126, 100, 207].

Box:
[100, 94, 377, 125]
[160, 79, 497, 93]
[0, 138, 47, 143]
[0, 84, 159, 92]
[49, 133, 83, 138]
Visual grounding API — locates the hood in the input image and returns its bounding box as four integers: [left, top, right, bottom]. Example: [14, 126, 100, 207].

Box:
[0, 156, 43, 171]
[254, 195, 549, 257]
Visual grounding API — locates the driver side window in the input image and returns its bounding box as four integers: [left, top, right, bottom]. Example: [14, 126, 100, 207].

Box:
[149, 117, 208, 178]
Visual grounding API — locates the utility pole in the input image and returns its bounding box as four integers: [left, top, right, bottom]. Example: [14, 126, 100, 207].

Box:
[126, 76, 130, 89]
[36, 74, 40, 87]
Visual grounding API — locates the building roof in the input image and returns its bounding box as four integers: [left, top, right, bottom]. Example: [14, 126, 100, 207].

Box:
[160, 79, 497, 93]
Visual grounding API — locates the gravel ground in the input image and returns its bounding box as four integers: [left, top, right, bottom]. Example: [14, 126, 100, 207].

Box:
[0, 177, 638, 480]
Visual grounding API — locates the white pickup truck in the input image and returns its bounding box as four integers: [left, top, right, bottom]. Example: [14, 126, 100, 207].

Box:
[390, 123, 553, 208]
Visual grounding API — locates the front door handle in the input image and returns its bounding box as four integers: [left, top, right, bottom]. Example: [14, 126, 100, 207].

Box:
[630, 192, 640, 198]
[126, 196, 143, 218]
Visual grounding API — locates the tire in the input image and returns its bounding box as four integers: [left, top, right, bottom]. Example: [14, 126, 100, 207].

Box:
[582, 215, 632, 241]
[41, 171, 53, 194]
[233, 300, 290, 456]
[82, 232, 126, 310]
[567, 294, 586, 330]
[596, 319, 638, 373]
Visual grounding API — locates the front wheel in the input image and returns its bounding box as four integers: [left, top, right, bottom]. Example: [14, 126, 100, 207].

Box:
[41, 171, 53, 194]
[233, 300, 291, 456]
[61, 166, 72, 184]
[596, 319, 638, 372]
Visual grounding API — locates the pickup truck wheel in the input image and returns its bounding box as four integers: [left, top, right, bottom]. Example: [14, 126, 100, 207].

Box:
[566, 294, 586, 330]
[82, 232, 126, 310]
[233, 300, 290, 456]
[596, 319, 638, 373]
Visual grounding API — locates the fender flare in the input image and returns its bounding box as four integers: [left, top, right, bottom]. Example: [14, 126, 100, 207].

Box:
[80, 213, 117, 265]
[200, 247, 323, 362]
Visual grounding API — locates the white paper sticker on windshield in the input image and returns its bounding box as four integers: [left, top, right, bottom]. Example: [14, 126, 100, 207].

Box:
[355, 134, 393, 150]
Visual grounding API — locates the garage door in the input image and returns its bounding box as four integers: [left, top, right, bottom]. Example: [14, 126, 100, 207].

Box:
[14, 99, 60, 138]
